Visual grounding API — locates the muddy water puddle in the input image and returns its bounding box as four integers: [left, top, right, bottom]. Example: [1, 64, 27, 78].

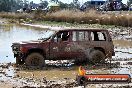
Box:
[0, 24, 49, 63]
[113, 40, 132, 48]
[17, 68, 77, 80]
[0, 24, 132, 87]
[1, 61, 132, 87]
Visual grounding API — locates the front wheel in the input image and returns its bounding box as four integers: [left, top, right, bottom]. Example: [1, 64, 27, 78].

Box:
[25, 53, 45, 68]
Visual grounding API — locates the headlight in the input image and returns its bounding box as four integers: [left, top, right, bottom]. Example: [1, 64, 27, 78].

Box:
[12, 46, 20, 52]
[13, 47, 17, 49]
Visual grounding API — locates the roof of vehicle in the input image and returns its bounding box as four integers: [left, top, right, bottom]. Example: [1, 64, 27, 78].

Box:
[49, 27, 107, 31]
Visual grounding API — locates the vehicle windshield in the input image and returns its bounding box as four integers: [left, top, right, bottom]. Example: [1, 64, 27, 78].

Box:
[38, 30, 56, 40]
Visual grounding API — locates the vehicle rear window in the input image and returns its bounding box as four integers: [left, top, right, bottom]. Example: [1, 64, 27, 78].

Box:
[91, 31, 106, 41]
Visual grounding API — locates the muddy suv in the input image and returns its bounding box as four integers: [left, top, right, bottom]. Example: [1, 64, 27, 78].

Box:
[12, 28, 115, 67]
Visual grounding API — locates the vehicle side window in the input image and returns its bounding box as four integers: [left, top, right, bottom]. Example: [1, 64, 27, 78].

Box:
[91, 31, 106, 41]
[98, 32, 106, 40]
[72, 31, 89, 41]
[62, 31, 69, 41]
[53, 31, 69, 42]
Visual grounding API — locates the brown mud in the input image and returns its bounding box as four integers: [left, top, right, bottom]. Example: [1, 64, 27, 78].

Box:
[0, 22, 132, 87]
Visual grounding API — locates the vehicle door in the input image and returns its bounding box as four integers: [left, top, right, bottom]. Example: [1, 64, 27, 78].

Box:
[49, 31, 72, 59]
[70, 30, 90, 59]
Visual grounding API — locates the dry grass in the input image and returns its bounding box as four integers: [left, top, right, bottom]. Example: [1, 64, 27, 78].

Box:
[0, 12, 33, 19]
[43, 10, 132, 27]
[0, 10, 132, 27]
[43, 10, 99, 24]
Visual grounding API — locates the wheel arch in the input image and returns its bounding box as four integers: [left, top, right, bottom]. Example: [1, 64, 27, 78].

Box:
[27, 48, 46, 57]
[93, 47, 105, 55]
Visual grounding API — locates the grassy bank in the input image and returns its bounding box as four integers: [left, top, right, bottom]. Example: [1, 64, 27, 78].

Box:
[0, 12, 32, 19]
[35, 20, 118, 29]
[0, 10, 132, 27]
[44, 10, 132, 27]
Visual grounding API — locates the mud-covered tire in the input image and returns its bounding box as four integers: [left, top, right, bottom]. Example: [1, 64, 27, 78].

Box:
[16, 57, 21, 65]
[25, 53, 45, 67]
[89, 50, 105, 64]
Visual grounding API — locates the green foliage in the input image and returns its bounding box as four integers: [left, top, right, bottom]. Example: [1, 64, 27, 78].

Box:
[50, 0, 58, 3]
[0, 0, 81, 12]
[59, 1, 68, 9]
[40, 0, 48, 8]
[128, 0, 132, 6]
[0, 0, 23, 12]
[0, 0, 11, 11]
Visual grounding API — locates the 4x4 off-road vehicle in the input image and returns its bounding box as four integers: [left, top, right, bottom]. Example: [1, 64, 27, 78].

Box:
[12, 28, 115, 67]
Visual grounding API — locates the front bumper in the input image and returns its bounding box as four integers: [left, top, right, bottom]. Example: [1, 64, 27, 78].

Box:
[12, 44, 22, 58]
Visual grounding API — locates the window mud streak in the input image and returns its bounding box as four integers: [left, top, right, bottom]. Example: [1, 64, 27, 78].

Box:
[72, 31, 76, 41]
[78, 32, 84, 41]
[72, 31, 77, 50]
[85, 31, 89, 41]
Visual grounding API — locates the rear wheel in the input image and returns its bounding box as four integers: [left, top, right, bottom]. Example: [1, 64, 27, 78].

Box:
[25, 53, 45, 68]
[89, 50, 105, 64]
